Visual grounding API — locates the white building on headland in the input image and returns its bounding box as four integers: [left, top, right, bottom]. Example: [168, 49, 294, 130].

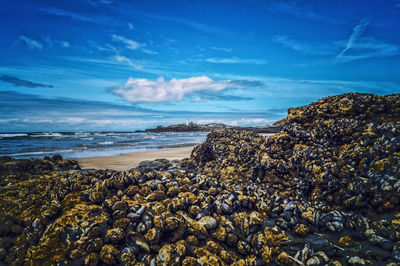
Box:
[186, 119, 189, 126]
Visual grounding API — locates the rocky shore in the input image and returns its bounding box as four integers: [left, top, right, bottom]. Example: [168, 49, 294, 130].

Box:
[0, 93, 399, 265]
[137, 122, 282, 134]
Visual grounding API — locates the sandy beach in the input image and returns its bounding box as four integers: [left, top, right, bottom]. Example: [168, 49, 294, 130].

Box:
[77, 146, 196, 171]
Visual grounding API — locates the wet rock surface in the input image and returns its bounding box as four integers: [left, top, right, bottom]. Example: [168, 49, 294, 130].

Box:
[0, 93, 399, 265]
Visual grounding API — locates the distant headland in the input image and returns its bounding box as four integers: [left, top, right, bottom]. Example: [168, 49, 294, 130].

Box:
[136, 120, 284, 133]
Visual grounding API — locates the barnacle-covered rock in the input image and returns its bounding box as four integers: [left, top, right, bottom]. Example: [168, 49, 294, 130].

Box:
[198, 216, 218, 230]
[100, 244, 119, 265]
[1, 93, 399, 265]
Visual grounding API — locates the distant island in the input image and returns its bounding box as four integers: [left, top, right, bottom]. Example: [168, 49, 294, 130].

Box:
[136, 120, 284, 133]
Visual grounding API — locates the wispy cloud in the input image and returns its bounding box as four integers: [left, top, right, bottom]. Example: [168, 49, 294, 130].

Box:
[336, 19, 400, 62]
[110, 76, 260, 103]
[272, 35, 333, 55]
[89, 41, 117, 52]
[17, 35, 43, 50]
[206, 57, 267, 64]
[44, 36, 70, 49]
[272, 20, 399, 64]
[265, 0, 346, 25]
[111, 34, 157, 54]
[38, 7, 96, 23]
[336, 38, 399, 63]
[113, 55, 143, 70]
[337, 19, 369, 58]
[140, 48, 158, 55]
[0, 75, 54, 88]
[191, 90, 253, 102]
[267, 1, 321, 20]
[111, 34, 142, 50]
[136, 11, 235, 37]
[213, 73, 400, 98]
[88, 0, 112, 6]
[210, 46, 232, 53]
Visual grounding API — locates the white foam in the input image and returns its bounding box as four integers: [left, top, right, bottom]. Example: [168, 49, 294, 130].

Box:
[0, 133, 28, 138]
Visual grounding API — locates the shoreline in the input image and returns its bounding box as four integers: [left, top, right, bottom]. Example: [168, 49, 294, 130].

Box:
[76, 146, 196, 171]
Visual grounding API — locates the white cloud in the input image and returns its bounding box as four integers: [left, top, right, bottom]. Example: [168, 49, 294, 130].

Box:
[266, 0, 341, 24]
[60, 117, 86, 124]
[44, 36, 71, 48]
[113, 55, 143, 70]
[60, 41, 70, 48]
[18, 35, 43, 50]
[273, 20, 399, 64]
[272, 35, 333, 55]
[337, 19, 370, 58]
[111, 34, 157, 54]
[212, 73, 400, 97]
[139, 12, 235, 37]
[206, 57, 267, 64]
[141, 48, 158, 55]
[210, 46, 232, 53]
[336, 19, 399, 62]
[336, 37, 399, 63]
[111, 76, 257, 103]
[39, 7, 96, 23]
[89, 41, 117, 52]
[111, 34, 142, 50]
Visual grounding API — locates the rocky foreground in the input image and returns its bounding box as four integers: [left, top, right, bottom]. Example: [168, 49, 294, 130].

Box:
[0, 93, 399, 265]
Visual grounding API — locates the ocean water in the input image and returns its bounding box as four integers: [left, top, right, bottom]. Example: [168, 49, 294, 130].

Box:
[0, 132, 208, 159]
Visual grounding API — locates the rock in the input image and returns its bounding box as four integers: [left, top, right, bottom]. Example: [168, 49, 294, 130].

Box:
[112, 201, 128, 212]
[1, 93, 399, 265]
[277, 252, 292, 264]
[0, 237, 13, 248]
[134, 238, 150, 253]
[105, 228, 124, 244]
[249, 211, 263, 225]
[0, 221, 12, 235]
[157, 244, 178, 265]
[369, 235, 393, 250]
[198, 216, 218, 230]
[84, 252, 100, 266]
[307, 256, 321, 266]
[142, 122, 281, 134]
[0, 247, 7, 260]
[221, 203, 233, 214]
[348, 256, 365, 265]
[144, 228, 160, 244]
[120, 246, 138, 265]
[100, 244, 119, 265]
[10, 224, 23, 234]
[89, 191, 104, 204]
[146, 190, 166, 201]
[166, 217, 180, 231]
[294, 224, 310, 236]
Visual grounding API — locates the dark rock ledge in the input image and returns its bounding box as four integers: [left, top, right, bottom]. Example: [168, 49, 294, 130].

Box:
[0, 93, 399, 265]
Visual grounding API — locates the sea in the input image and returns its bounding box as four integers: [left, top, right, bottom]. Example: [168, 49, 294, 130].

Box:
[0, 132, 208, 159]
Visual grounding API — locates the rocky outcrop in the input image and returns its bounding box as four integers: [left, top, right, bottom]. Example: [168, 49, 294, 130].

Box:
[1, 93, 399, 265]
[139, 122, 282, 133]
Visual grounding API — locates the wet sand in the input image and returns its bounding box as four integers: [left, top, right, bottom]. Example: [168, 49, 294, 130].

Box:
[77, 146, 196, 171]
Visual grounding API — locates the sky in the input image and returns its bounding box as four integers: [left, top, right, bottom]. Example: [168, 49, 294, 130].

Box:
[0, 0, 399, 132]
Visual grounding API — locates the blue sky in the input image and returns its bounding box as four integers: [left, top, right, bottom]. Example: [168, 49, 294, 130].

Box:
[0, 0, 399, 132]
